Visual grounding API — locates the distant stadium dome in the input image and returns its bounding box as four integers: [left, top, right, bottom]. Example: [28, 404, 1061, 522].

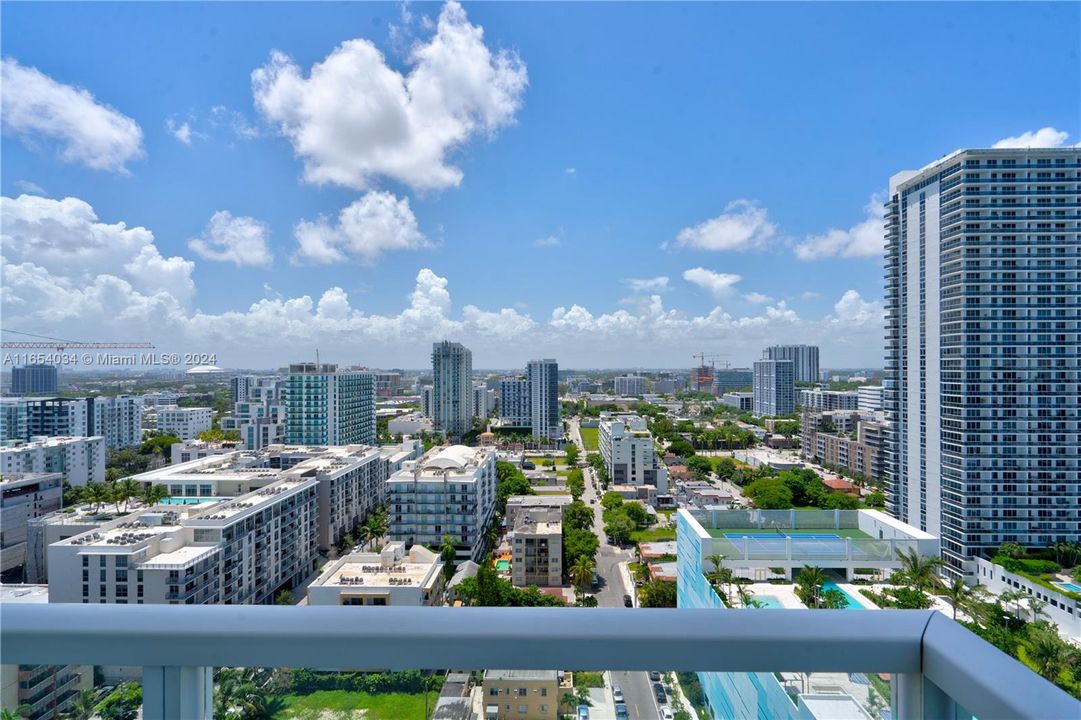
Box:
[186, 365, 224, 375]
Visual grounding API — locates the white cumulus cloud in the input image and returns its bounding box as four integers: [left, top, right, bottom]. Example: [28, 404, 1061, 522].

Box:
[624, 276, 670, 293]
[993, 127, 1074, 149]
[795, 193, 886, 260]
[743, 292, 773, 304]
[683, 267, 742, 298]
[292, 191, 431, 265]
[669, 200, 775, 252]
[166, 118, 193, 145]
[188, 211, 274, 267]
[252, 0, 527, 191]
[1, 59, 143, 172]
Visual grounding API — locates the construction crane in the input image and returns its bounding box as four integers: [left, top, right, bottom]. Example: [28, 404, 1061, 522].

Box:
[692, 351, 730, 369]
[692, 351, 730, 393]
[1, 329, 154, 352]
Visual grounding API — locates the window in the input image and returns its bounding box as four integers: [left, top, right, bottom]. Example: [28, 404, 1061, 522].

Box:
[517, 688, 527, 697]
[489, 688, 500, 697]
[518, 705, 529, 714]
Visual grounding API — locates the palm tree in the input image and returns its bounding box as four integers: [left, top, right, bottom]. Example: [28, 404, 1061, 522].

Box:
[367, 510, 389, 550]
[440, 533, 458, 581]
[61, 688, 98, 720]
[1051, 540, 1072, 565]
[1026, 596, 1049, 623]
[941, 578, 971, 621]
[997, 542, 1025, 560]
[115, 478, 141, 511]
[356, 522, 374, 551]
[1026, 623, 1072, 683]
[798, 566, 827, 608]
[737, 584, 756, 608]
[895, 547, 945, 594]
[1000, 589, 1027, 621]
[560, 691, 578, 715]
[569, 556, 595, 593]
[83, 482, 110, 513]
[141, 483, 169, 506]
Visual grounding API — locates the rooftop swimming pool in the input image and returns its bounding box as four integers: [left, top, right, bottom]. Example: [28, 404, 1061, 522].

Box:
[495, 560, 510, 572]
[823, 581, 866, 609]
[1054, 581, 1081, 594]
[159, 497, 227, 505]
[752, 595, 783, 609]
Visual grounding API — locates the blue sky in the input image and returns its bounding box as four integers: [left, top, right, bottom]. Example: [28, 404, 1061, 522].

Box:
[2, 2, 1078, 369]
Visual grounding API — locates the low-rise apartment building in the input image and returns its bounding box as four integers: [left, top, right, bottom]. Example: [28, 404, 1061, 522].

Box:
[47, 476, 319, 605]
[509, 516, 562, 588]
[721, 392, 753, 411]
[1, 472, 62, 579]
[156, 406, 213, 441]
[598, 413, 668, 490]
[483, 670, 560, 720]
[307, 542, 442, 607]
[387, 445, 497, 561]
[170, 439, 240, 465]
[0, 584, 93, 720]
[0, 395, 143, 449]
[505, 495, 572, 529]
[0, 436, 106, 486]
[800, 410, 886, 482]
[797, 388, 859, 412]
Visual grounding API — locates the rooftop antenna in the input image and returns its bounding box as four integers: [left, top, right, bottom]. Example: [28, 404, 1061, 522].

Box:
[316, 348, 320, 368]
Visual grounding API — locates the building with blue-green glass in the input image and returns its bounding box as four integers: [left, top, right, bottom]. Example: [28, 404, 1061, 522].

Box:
[285, 363, 375, 446]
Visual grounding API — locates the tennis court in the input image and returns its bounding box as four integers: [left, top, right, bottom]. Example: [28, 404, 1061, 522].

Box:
[718, 532, 853, 558]
[725, 532, 842, 540]
[705, 527, 871, 539]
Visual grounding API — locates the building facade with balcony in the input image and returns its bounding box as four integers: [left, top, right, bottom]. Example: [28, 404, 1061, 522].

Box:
[284, 363, 376, 446]
[483, 670, 560, 720]
[764, 345, 820, 383]
[432, 342, 474, 438]
[797, 388, 859, 412]
[801, 411, 887, 482]
[0, 437, 105, 487]
[156, 406, 213, 442]
[528, 359, 560, 441]
[1, 473, 62, 579]
[509, 516, 562, 588]
[1, 396, 143, 449]
[598, 413, 667, 490]
[884, 148, 1081, 578]
[222, 376, 286, 450]
[498, 377, 531, 427]
[613, 374, 646, 397]
[387, 445, 496, 561]
[753, 360, 795, 417]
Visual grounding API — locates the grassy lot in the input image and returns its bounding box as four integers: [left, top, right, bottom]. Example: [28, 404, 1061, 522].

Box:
[630, 527, 676, 543]
[579, 427, 599, 451]
[705, 527, 871, 539]
[272, 690, 433, 719]
[707, 457, 752, 471]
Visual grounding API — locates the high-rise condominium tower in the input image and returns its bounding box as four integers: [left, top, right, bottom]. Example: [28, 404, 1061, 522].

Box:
[753, 360, 795, 417]
[528, 359, 560, 440]
[432, 342, 473, 437]
[764, 345, 820, 383]
[884, 148, 1080, 578]
[285, 363, 375, 445]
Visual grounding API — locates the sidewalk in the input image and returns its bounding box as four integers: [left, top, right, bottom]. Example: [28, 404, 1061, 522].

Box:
[668, 673, 701, 720]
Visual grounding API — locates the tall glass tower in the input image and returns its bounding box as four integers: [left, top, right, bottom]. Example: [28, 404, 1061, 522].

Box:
[884, 148, 1080, 578]
[285, 363, 375, 446]
[431, 341, 473, 438]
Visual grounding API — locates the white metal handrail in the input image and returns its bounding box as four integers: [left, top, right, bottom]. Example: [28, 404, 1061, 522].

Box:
[1, 604, 1077, 720]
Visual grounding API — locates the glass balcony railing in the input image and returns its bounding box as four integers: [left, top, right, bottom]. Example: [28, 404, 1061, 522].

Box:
[2, 604, 1078, 720]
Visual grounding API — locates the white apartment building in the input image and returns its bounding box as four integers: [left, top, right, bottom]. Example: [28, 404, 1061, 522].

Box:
[285, 363, 376, 446]
[1, 472, 62, 577]
[0, 585, 93, 720]
[507, 499, 564, 588]
[721, 392, 754, 412]
[140, 391, 182, 406]
[0, 396, 143, 448]
[764, 344, 820, 383]
[505, 495, 573, 529]
[0, 436, 105, 486]
[26, 503, 135, 584]
[432, 342, 474, 437]
[47, 476, 320, 605]
[753, 359, 795, 417]
[222, 376, 286, 450]
[857, 385, 884, 414]
[133, 444, 394, 551]
[473, 382, 496, 419]
[156, 405, 213, 441]
[613, 374, 646, 397]
[387, 445, 497, 561]
[170, 439, 240, 465]
[797, 388, 859, 412]
[307, 542, 443, 607]
[598, 414, 668, 489]
[388, 412, 434, 436]
[884, 148, 1081, 578]
[528, 359, 561, 441]
[498, 377, 531, 426]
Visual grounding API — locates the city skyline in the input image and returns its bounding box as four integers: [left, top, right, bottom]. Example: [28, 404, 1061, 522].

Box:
[2, 2, 1079, 369]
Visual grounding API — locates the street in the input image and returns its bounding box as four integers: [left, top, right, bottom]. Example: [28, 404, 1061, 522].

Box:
[570, 419, 668, 720]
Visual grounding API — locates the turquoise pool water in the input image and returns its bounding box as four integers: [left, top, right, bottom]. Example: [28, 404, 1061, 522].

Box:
[753, 595, 783, 609]
[160, 497, 226, 505]
[822, 581, 865, 609]
[496, 560, 510, 572]
[1055, 581, 1081, 594]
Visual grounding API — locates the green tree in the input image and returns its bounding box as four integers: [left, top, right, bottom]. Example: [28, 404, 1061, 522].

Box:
[713, 457, 737, 480]
[83, 482, 110, 513]
[603, 514, 635, 545]
[820, 587, 848, 609]
[96, 681, 142, 720]
[997, 541, 1026, 560]
[822, 492, 861, 510]
[895, 547, 944, 594]
[639, 579, 677, 608]
[564, 501, 595, 532]
[796, 566, 827, 608]
[1026, 622, 1072, 683]
[563, 527, 600, 568]
[600, 492, 624, 511]
[566, 469, 585, 500]
[569, 556, 595, 592]
[685, 455, 713, 480]
[141, 483, 170, 506]
[744, 477, 794, 509]
[565, 444, 580, 465]
[114, 477, 141, 511]
[773, 420, 800, 438]
[275, 590, 294, 605]
[668, 440, 696, 457]
[441, 533, 458, 581]
[61, 688, 99, 720]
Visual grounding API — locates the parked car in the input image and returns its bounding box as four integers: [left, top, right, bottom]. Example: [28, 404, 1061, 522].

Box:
[649, 670, 662, 682]
[615, 703, 630, 720]
[612, 685, 623, 703]
[653, 682, 667, 703]
[661, 708, 675, 720]
[577, 704, 590, 720]
[623, 594, 634, 608]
